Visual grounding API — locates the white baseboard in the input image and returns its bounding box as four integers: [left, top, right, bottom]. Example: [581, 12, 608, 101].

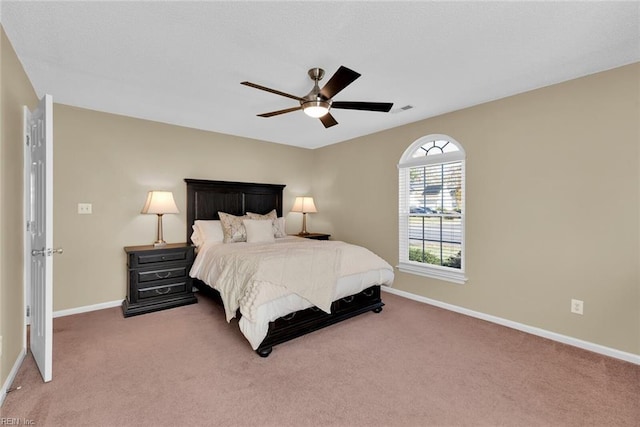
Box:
[0, 347, 26, 407]
[53, 300, 122, 318]
[382, 286, 640, 365]
[50, 291, 640, 365]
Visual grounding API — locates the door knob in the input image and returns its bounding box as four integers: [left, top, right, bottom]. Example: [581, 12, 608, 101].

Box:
[31, 248, 64, 257]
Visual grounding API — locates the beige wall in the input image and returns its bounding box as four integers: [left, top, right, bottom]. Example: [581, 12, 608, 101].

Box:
[0, 26, 38, 388]
[52, 106, 314, 310]
[313, 63, 640, 355]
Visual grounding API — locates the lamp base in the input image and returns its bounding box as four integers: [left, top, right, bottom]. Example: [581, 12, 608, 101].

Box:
[298, 212, 311, 236]
[153, 214, 167, 247]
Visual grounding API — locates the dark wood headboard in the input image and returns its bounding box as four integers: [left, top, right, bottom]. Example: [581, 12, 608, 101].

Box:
[184, 179, 286, 244]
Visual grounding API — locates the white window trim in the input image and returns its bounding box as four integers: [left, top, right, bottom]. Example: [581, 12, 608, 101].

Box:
[398, 134, 467, 285]
[397, 261, 467, 284]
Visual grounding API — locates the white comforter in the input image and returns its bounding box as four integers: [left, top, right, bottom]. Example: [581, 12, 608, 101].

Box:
[190, 236, 393, 324]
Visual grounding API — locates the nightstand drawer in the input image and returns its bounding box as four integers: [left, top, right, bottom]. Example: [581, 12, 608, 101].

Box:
[131, 250, 191, 267]
[138, 281, 188, 300]
[137, 265, 188, 283]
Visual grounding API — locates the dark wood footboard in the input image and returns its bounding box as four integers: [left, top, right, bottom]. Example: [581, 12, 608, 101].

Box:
[193, 279, 384, 357]
[257, 285, 383, 357]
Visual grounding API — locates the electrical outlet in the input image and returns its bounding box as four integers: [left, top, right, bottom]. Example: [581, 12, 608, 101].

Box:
[571, 299, 584, 315]
[77, 203, 92, 214]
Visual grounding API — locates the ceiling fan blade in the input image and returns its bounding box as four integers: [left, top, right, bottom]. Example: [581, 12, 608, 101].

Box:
[331, 101, 394, 112]
[320, 66, 361, 99]
[319, 113, 338, 128]
[257, 106, 302, 117]
[241, 81, 305, 102]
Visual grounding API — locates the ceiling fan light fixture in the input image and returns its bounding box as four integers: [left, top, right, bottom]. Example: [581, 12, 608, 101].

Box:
[302, 100, 330, 118]
[242, 65, 393, 128]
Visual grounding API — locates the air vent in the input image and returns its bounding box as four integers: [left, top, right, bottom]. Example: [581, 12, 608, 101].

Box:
[391, 105, 414, 113]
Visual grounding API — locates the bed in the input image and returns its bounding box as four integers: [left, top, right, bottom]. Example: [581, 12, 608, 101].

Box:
[185, 179, 394, 357]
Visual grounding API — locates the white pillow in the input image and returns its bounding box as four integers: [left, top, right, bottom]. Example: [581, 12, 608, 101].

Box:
[243, 219, 275, 243]
[246, 209, 287, 238]
[190, 227, 203, 246]
[191, 220, 224, 246]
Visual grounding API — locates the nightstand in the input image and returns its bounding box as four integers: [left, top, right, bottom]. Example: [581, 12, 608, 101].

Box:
[122, 243, 197, 317]
[297, 233, 331, 241]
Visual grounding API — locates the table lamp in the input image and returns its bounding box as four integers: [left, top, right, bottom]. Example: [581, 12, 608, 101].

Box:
[291, 196, 317, 236]
[141, 191, 179, 247]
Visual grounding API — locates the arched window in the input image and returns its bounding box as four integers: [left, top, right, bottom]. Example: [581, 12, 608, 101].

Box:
[398, 134, 467, 284]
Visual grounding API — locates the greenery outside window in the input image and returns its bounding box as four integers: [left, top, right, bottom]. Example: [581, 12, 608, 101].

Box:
[398, 134, 467, 284]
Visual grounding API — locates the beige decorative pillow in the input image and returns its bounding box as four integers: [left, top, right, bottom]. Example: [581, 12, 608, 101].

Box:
[246, 209, 286, 238]
[246, 209, 276, 221]
[274, 217, 286, 237]
[218, 212, 247, 243]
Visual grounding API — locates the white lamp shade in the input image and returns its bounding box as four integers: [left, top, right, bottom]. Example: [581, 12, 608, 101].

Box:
[291, 196, 317, 213]
[141, 191, 179, 215]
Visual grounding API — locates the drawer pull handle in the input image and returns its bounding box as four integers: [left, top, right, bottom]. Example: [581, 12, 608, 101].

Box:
[282, 312, 296, 321]
[155, 272, 171, 279]
[363, 289, 374, 297]
[155, 288, 171, 295]
[341, 296, 354, 303]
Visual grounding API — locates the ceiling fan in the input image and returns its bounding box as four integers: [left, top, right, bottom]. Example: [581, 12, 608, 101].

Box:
[241, 66, 393, 128]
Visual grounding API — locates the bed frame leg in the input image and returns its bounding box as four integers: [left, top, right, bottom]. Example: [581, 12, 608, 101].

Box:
[257, 346, 273, 358]
[373, 307, 383, 313]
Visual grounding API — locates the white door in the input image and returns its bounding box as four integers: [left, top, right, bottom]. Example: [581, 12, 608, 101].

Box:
[24, 94, 58, 382]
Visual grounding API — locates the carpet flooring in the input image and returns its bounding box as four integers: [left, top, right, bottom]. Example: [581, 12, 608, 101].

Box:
[1, 292, 638, 426]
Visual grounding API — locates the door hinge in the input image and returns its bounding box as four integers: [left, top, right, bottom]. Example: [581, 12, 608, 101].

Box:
[26, 134, 30, 146]
[26, 221, 30, 232]
[26, 305, 30, 317]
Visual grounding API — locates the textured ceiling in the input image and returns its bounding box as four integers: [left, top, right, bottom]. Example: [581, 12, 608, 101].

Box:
[1, 1, 639, 149]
